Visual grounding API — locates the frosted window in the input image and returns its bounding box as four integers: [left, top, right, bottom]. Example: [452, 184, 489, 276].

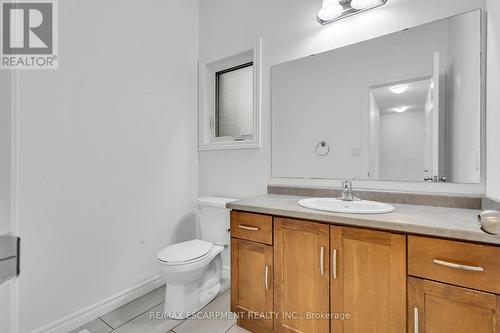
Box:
[216, 63, 254, 138]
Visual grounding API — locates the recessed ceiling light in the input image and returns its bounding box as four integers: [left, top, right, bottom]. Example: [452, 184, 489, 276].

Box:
[390, 84, 409, 94]
[393, 106, 409, 113]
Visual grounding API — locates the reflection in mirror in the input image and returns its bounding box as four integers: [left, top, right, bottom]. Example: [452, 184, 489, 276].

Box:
[369, 77, 435, 182]
[272, 10, 482, 184]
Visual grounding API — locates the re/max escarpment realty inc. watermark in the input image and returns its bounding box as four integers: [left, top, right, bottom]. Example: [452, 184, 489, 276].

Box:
[1, 0, 58, 69]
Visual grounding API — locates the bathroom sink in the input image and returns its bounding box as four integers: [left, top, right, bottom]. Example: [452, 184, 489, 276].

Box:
[298, 198, 395, 214]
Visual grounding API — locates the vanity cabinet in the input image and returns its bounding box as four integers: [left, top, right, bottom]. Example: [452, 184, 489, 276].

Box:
[330, 226, 406, 333]
[230, 211, 500, 333]
[231, 211, 273, 245]
[407, 236, 500, 333]
[408, 278, 500, 333]
[274, 218, 330, 333]
[408, 236, 500, 294]
[231, 238, 274, 333]
[231, 212, 406, 333]
[230, 211, 274, 333]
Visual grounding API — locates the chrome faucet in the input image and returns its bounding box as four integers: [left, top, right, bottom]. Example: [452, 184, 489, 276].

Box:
[340, 178, 359, 201]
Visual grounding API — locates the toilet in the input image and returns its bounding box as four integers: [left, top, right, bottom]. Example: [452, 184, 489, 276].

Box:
[157, 196, 237, 319]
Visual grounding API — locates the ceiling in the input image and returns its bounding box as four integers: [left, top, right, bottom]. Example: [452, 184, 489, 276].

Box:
[371, 78, 431, 114]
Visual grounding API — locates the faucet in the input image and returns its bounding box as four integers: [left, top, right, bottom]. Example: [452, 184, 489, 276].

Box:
[340, 178, 359, 201]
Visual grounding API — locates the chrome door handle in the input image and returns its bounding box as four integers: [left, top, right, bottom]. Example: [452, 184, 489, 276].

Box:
[264, 265, 269, 291]
[433, 259, 484, 272]
[320, 246, 325, 276]
[332, 249, 337, 279]
[414, 306, 419, 333]
[238, 225, 260, 231]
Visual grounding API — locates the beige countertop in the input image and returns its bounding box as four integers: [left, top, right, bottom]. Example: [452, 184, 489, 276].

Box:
[227, 194, 500, 245]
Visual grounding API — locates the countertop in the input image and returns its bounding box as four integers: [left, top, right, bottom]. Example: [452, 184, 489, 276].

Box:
[227, 194, 500, 245]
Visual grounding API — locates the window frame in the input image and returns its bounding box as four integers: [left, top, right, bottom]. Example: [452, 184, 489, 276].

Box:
[198, 39, 261, 151]
[214, 61, 254, 139]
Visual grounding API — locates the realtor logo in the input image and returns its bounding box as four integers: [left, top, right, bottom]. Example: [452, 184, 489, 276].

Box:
[1, 0, 58, 69]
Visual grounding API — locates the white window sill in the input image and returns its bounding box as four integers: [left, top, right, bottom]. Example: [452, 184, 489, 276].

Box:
[199, 139, 261, 151]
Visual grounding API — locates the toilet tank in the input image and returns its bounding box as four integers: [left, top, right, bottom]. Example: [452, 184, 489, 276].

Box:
[197, 197, 238, 246]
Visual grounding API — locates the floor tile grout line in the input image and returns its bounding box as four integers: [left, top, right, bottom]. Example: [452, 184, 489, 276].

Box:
[105, 300, 165, 330]
[168, 317, 188, 332]
[82, 283, 230, 332]
[171, 290, 233, 333]
[98, 285, 166, 328]
[225, 323, 237, 332]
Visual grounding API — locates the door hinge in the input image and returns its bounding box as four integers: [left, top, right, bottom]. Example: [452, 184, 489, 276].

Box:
[0, 235, 20, 284]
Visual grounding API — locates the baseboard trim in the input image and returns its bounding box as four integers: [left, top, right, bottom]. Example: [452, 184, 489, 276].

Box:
[222, 265, 230, 280]
[30, 275, 164, 333]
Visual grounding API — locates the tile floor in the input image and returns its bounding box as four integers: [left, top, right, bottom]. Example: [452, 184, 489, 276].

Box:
[70, 280, 250, 333]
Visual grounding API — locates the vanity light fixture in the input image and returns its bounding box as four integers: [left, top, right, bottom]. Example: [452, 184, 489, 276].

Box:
[390, 84, 409, 94]
[393, 106, 409, 113]
[318, 0, 344, 22]
[317, 0, 387, 25]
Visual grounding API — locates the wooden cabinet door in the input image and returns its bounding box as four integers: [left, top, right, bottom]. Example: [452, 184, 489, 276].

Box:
[330, 226, 406, 333]
[231, 238, 274, 332]
[408, 277, 500, 333]
[274, 218, 330, 333]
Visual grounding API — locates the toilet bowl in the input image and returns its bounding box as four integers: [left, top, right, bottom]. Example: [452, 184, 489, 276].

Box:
[156, 197, 237, 319]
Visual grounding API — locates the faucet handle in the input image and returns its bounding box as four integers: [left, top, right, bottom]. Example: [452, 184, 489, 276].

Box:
[342, 177, 358, 187]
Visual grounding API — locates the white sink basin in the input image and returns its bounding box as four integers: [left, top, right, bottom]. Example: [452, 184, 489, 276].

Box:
[298, 197, 395, 214]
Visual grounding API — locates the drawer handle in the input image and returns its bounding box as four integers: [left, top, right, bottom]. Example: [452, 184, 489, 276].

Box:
[264, 265, 269, 291]
[433, 259, 485, 272]
[238, 225, 260, 231]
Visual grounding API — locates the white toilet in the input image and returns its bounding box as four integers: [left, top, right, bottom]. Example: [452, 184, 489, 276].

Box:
[157, 196, 236, 319]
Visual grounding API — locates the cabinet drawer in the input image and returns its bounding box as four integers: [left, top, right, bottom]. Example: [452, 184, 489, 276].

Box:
[230, 211, 273, 245]
[408, 236, 500, 294]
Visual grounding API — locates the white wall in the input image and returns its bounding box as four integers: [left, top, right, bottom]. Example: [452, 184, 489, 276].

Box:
[379, 110, 425, 181]
[0, 71, 11, 235]
[0, 69, 12, 333]
[13, 0, 199, 332]
[486, 0, 500, 200]
[199, 0, 488, 200]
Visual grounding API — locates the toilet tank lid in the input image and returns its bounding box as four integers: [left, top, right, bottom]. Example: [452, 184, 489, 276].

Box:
[198, 196, 238, 208]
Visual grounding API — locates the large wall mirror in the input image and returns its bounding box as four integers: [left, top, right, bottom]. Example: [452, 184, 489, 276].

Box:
[272, 10, 483, 184]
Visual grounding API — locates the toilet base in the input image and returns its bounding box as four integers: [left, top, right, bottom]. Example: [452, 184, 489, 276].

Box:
[163, 253, 223, 319]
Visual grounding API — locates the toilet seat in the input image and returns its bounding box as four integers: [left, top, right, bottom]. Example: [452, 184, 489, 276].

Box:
[157, 239, 213, 266]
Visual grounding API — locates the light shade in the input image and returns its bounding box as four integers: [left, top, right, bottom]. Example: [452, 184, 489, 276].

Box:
[317, 0, 387, 25]
[318, 0, 344, 22]
[351, 0, 385, 10]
